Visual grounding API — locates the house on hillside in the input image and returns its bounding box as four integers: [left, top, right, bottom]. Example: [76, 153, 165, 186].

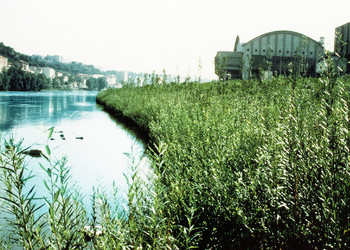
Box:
[19, 60, 29, 72]
[42, 67, 56, 79]
[106, 75, 117, 87]
[0, 55, 8, 71]
[29, 66, 43, 75]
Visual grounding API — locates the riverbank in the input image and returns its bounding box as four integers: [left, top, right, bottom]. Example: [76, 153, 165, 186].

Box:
[96, 92, 152, 146]
[97, 76, 350, 248]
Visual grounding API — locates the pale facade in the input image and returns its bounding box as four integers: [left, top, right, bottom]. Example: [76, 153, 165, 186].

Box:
[42, 67, 56, 79]
[19, 60, 30, 72]
[0, 55, 8, 71]
[106, 75, 116, 86]
[116, 71, 128, 84]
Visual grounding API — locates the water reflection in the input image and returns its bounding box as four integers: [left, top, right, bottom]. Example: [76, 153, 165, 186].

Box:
[0, 91, 148, 213]
[0, 91, 98, 131]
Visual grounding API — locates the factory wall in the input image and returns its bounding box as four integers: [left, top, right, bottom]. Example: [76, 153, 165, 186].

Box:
[215, 30, 325, 80]
[335, 22, 350, 73]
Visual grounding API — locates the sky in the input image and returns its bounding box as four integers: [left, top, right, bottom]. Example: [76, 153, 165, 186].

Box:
[0, 0, 349, 80]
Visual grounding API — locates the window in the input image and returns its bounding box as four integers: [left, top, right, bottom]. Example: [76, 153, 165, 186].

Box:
[247, 49, 250, 51]
[286, 50, 290, 54]
[279, 50, 282, 53]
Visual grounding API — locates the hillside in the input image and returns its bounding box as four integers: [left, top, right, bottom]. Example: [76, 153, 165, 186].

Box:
[0, 42, 102, 76]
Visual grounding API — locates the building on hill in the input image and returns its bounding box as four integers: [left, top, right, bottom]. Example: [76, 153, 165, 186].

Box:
[92, 74, 104, 79]
[29, 66, 43, 75]
[19, 60, 29, 72]
[42, 67, 56, 79]
[45, 55, 63, 63]
[116, 71, 128, 83]
[106, 75, 117, 87]
[215, 30, 325, 80]
[0, 55, 8, 71]
[335, 21, 350, 73]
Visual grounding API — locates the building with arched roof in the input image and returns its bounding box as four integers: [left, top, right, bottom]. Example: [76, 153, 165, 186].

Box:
[335, 22, 350, 73]
[215, 30, 325, 80]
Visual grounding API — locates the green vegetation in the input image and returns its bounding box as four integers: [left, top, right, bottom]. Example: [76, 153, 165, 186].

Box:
[86, 77, 108, 91]
[1, 53, 350, 248]
[96, 58, 350, 248]
[0, 132, 198, 248]
[0, 66, 50, 91]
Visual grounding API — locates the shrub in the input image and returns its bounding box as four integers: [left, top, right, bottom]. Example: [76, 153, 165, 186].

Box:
[97, 64, 350, 248]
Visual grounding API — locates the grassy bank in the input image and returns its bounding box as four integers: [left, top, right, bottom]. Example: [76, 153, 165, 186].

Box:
[97, 71, 350, 248]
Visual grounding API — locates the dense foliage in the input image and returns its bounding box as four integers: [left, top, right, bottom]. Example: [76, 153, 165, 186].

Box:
[97, 63, 350, 248]
[86, 77, 108, 91]
[0, 66, 50, 91]
[0, 132, 198, 249]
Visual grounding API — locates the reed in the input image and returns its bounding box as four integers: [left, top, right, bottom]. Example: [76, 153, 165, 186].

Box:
[97, 55, 350, 248]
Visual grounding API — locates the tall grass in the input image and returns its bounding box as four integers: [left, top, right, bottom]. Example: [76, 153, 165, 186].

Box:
[0, 131, 198, 248]
[97, 61, 350, 248]
[1, 56, 349, 248]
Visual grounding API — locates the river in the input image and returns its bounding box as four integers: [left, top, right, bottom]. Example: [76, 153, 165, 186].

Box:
[0, 91, 148, 212]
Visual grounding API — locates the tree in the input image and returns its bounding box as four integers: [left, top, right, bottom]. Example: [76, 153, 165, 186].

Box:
[198, 57, 202, 83]
[97, 77, 107, 91]
[162, 69, 168, 84]
[86, 78, 97, 90]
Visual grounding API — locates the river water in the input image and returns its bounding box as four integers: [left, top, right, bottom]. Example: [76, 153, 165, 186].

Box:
[0, 91, 148, 211]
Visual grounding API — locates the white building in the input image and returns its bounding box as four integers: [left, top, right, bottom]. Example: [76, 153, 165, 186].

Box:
[92, 74, 104, 79]
[116, 71, 128, 84]
[42, 67, 56, 79]
[106, 75, 117, 86]
[19, 60, 29, 72]
[0, 55, 8, 71]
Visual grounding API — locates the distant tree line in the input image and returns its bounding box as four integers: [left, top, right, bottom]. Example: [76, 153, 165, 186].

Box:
[0, 66, 50, 91]
[86, 77, 108, 91]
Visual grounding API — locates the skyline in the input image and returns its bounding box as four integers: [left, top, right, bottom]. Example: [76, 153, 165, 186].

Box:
[0, 0, 349, 80]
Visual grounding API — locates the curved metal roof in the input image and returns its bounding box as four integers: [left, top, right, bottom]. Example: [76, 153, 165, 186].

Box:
[245, 30, 323, 47]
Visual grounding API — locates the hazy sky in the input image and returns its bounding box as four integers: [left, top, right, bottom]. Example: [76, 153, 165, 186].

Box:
[0, 0, 349, 80]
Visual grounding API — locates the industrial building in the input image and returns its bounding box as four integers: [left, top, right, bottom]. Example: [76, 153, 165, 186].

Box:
[215, 30, 325, 80]
[335, 22, 350, 73]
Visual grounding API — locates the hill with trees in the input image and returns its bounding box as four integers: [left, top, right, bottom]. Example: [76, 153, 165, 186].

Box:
[0, 42, 103, 76]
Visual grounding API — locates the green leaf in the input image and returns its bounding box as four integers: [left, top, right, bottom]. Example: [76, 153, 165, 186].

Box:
[45, 145, 51, 156]
[47, 127, 54, 139]
[53, 190, 60, 203]
[43, 180, 50, 191]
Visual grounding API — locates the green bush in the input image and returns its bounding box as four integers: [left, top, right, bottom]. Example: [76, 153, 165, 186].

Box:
[0, 133, 199, 249]
[97, 68, 350, 248]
